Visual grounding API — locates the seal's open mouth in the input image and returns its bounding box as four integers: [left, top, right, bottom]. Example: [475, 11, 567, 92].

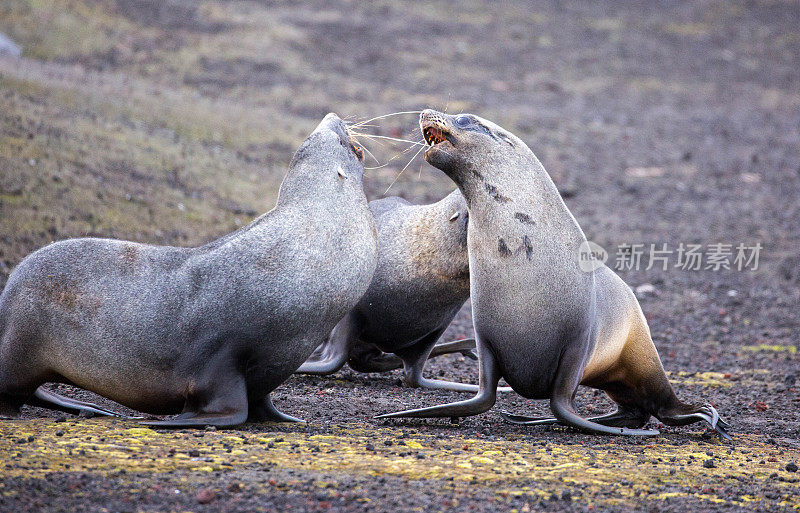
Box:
[346, 131, 364, 161]
[423, 126, 448, 146]
[350, 139, 364, 160]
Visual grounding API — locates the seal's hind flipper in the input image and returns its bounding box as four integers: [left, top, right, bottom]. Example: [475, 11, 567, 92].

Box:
[31, 387, 137, 418]
[501, 408, 650, 429]
[659, 404, 732, 441]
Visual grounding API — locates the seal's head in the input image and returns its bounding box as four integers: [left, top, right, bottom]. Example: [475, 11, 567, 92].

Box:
[420, 109, 530, 184]
[290, 112, 364, 175]
[277, 113, 369, 207]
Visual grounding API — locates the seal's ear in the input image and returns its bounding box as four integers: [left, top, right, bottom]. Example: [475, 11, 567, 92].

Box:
[337, 166, 346, 179]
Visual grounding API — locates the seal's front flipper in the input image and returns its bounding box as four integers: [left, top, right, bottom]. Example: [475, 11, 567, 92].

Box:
[376, 340, 501, 419]
[296, 352, 347, 375]
[142, 377, 249, 428]
[31, 387, 137, 418]
[500, 410, 559, 425]
[414, 377, 514, 394]
[428, 338, 478, 361]
[548, 346, 659, 436]
[141, 409, 249, 428]
[297, 316, 357, 375]
[550, 397, 659, 436]
[399, 335, 510, 394]
[248, 394, 306, 423]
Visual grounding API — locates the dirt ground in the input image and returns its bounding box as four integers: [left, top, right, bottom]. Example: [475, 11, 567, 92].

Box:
[1, 0, 799, 511]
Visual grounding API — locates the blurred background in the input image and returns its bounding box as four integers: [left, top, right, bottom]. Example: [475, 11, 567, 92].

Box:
[0, 0, 798, 428]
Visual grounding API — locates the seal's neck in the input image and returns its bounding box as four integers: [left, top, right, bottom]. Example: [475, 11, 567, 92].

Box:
[456, 150, 578, 234]
[275, 157, 363, 211]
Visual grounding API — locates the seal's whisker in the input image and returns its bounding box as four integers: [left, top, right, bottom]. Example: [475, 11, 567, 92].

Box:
[351, 111, 423, 127]
[349, 132, 389, 148]
[358, 142, 381, 165]
[384, 143, 427, 195]
[348, 122, 378, 129]
[354, 134, 427, 146]
[352, 133, 419, 170]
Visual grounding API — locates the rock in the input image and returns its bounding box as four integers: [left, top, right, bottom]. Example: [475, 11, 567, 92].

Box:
[0, 33, 21, 58]
[787, 462, 798, 473]
[635, 283, 657, 296]
[703, 459, 716, 468]
[195, 488, 215, 504]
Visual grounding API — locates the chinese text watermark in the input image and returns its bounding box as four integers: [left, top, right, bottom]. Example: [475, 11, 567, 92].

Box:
[578, 242, 762, 273]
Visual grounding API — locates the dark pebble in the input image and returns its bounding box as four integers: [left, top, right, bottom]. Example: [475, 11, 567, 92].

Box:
[703, 459, 716, 469]
[787, 462, 798, 472]
[55, 430, 65, 437]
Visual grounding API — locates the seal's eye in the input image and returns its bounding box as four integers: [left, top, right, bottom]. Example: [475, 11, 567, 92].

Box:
[454, 115, 471, 128]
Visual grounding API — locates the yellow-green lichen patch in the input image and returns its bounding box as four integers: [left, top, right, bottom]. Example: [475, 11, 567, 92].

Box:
[741, 344, 797, 355]
[1, 419, 798, 509]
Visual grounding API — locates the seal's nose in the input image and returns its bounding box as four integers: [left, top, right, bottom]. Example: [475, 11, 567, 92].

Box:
[420, 109, 439, 124]
[312, 113, 347, 139]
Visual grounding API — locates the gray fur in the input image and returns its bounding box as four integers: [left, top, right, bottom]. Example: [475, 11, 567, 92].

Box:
[298, 190, 495, 392]
[0, 113, 378, 427]
[378, 110, 729, 439]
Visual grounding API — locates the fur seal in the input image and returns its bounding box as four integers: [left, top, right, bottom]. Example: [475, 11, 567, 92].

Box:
[377, 110, 730, 439]
[0, 113, 378, 427]
[298, 190, 501, 392]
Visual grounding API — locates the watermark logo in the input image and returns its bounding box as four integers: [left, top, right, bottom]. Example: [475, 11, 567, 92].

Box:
[577, 241, 762, 273]
[578, 241, 608, 272]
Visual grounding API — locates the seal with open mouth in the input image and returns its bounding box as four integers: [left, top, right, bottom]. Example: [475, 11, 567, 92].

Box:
[377, 109, 730, 439]
[297, 189, 496, 392]
[0, 113, 378, 427]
